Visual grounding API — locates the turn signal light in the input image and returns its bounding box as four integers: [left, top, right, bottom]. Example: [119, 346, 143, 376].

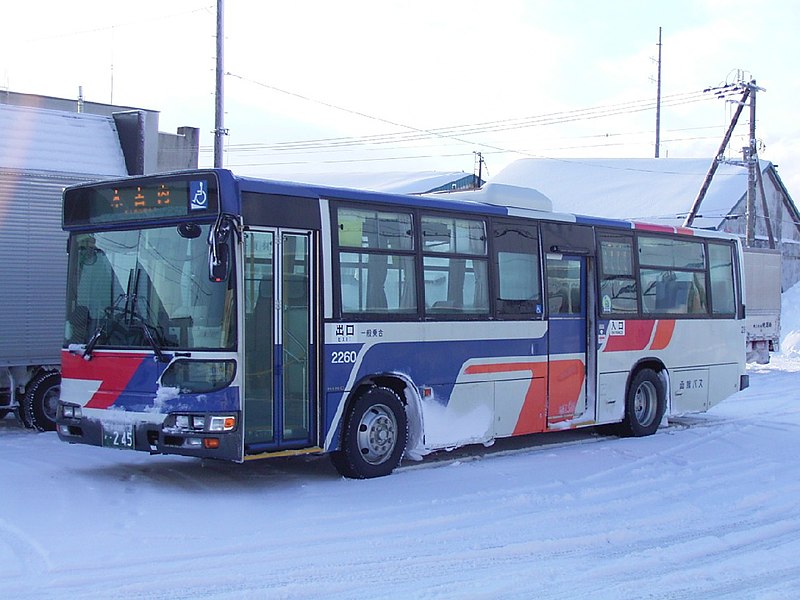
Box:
[203, 438, 220, 449]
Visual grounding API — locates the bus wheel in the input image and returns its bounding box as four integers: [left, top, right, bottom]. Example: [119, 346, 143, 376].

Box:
[24, 371, 61, 432]
[620, 369, 665, 437]
[331, 386, 407, 479]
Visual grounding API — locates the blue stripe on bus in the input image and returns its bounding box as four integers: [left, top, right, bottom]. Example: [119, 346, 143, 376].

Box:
[574, 214, 633, 229]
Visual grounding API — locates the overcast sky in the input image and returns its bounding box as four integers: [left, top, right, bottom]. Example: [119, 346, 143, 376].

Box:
[3, 0, 799, 194]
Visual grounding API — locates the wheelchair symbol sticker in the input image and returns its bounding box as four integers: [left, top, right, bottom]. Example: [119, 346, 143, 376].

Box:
[189, 180, 209, 211]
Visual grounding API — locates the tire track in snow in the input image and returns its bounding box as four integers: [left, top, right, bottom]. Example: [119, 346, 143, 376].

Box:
[0, 518, 54, 594]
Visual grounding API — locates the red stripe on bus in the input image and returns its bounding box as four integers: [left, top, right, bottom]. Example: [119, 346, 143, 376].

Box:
[632, 222, 696, 236]
[603, 320, 656, 352]
[62, 350, 148, 409]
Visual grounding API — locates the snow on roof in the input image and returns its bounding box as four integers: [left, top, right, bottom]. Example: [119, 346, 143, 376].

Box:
[0, 103, 127, 176]
[488, 158, 766, 229]
[264, 170, 473, 194]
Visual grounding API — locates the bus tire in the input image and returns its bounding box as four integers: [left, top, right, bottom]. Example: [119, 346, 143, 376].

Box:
[620, 368, 665, 437]
[24, 371, 61, 432]
[330, 386, 407, 479]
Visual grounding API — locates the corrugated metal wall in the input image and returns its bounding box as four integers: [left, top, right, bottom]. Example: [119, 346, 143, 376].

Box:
[0, 170, 93, 367]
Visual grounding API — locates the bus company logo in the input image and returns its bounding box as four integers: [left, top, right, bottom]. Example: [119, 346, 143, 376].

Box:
[679, 378, 704, 391]
[608, 320, 626, 336]
[189, 181, 209, 211]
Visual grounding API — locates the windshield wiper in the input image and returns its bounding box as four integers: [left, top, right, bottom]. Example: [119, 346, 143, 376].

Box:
[70, 294, 128, 361]
[129, 289, 171, 363]
[139, 320, 170, 363]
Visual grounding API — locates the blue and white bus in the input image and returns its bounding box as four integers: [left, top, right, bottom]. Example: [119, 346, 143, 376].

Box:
[57, 170, 749, 477]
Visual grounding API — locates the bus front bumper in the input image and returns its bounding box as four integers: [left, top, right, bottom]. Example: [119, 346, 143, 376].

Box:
[56, 405, 243, 462]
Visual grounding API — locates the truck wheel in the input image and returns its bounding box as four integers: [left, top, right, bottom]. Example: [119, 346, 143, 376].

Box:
[17, 400, 35, 429]
[24, 372, 61, 432]
[330, 386, 407, 479]
[619, 368, 665, 437]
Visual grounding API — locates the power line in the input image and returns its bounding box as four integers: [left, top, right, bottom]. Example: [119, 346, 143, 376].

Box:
[211, 74, 735, 157]
[221, 131, 729, 170]
[209, 74, 745, 171]
[225, 71, 524, 160]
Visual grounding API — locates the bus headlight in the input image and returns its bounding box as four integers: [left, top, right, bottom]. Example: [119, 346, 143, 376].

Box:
[61, 404, 83, 419]
[165, 413, 236, 433]
[209, 416, 236, 432]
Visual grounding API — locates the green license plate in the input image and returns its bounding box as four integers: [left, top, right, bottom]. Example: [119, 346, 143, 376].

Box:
[102, 423, 134, 449]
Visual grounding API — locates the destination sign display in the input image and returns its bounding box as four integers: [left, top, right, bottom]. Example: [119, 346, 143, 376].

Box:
[63, 174, 219, 226]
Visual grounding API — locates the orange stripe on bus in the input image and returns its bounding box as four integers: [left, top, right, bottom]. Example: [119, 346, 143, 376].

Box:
[464, 359, 585, 435]
[465, 361, 548, 435]
[650, 319, 676, 350]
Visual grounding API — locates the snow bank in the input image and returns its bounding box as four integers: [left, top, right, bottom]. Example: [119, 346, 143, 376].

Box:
[780, 282, 800, 356]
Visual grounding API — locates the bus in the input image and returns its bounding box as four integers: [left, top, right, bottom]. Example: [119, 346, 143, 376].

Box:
[56, 169, 749, 478]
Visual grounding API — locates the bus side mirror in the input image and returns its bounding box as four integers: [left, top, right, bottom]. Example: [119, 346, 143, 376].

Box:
[209, 241, 230, 282]
[208, 214, 235, 282]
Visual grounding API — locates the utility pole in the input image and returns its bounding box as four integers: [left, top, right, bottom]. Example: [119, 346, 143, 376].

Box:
[745, 80, 758, 247]
[683, 83, 750, 228]
[683, 79, 766, 236]
[213, 0, 227, 168]
[473, 152, 485, 189]
[654, 27, 662, 158]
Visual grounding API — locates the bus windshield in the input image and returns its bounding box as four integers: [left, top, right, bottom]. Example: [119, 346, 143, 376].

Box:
[64, 224, 235, 351]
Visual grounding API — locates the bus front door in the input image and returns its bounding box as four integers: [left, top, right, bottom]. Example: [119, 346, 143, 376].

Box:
[545, 254, 588, 426]
[243, 229, 316, 453]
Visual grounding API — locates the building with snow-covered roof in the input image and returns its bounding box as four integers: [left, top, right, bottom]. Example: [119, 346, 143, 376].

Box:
[1, 90, 199, 173]
[487, 158, 800, 291]
[0, 93, 199, 425]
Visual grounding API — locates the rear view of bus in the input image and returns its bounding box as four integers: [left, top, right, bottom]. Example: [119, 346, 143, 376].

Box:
[57, 172, 243, 460]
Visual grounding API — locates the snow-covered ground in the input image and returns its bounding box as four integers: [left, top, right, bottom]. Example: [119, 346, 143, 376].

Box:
[4, 299, 800, 599]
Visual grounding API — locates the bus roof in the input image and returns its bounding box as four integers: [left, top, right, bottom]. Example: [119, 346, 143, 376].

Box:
[233, 171, 737, 240]
[63, 168, 741, 242]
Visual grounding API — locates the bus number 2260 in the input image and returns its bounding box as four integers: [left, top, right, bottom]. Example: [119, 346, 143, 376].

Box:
[331, 351, 358, 364]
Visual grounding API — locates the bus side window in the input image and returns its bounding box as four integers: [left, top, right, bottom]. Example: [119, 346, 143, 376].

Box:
[638, 235, 707, 317]
[422, 215, 489, 315]
[708, 243, 736, 315]
[336, 207, 417, 315]
[493, 222, 542, 319]
[598, 234, 637, 316]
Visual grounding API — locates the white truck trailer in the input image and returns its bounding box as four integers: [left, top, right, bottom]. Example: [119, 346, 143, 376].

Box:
[0, 171, 78, 430]
[1, 103, 130, 430]
[742, 248, 782, 364]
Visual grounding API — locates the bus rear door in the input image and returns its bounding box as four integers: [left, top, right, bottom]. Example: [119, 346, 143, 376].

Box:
[546, 254, 589, 426]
